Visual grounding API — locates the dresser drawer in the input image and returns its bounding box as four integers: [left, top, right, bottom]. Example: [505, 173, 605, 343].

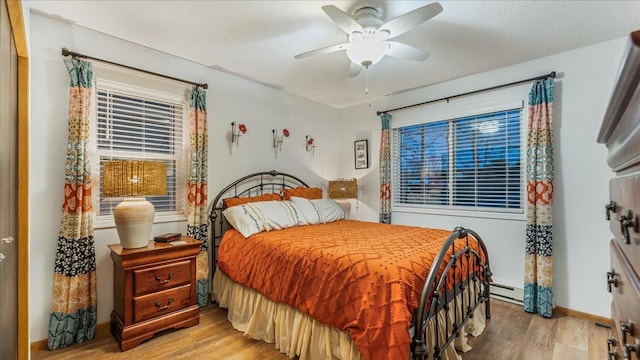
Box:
[133, 284, 193, 323]
[609, 175, 640, 267]
[609, 240, 640, 358]
[133, 260, 191, 296]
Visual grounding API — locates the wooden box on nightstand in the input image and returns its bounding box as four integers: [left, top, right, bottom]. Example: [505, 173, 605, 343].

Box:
[108, 237, 202, 351]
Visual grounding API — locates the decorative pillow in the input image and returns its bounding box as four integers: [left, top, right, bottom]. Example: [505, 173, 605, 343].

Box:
[223, 193, 281, 208]
[282, 187, 323, 200]
[290, 196, 345, 224]
[222, 200, 306, 238]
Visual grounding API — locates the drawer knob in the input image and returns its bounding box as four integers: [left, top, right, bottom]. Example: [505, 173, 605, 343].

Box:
[154, 297, 174, 311]
[617, 211, 636, 245]
[155, 272, 174, 284]
[606, 201, 617, 221]
[607, 270, 618, 292]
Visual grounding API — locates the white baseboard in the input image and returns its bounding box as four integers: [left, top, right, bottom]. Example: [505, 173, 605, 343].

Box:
[490, 282, 524, 305]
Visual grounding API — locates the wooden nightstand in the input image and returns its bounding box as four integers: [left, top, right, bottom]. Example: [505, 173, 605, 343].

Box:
[108, 237, 202, 351]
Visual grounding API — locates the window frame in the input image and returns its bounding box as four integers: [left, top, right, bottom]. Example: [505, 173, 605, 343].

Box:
[390, 99, 527, 221]
[89, 64, 190, 229]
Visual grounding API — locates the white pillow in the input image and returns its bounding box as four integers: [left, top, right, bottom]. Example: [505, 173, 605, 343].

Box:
[290, 197, 345, 224]
[222, 200, 306, 238]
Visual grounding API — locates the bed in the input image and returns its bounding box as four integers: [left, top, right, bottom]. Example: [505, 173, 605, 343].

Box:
[208, 170, 491, 360]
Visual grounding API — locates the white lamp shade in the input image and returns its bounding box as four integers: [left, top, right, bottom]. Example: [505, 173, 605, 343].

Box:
[346, 40, 389, 67]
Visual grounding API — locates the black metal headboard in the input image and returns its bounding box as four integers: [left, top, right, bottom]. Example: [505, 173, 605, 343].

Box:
[208, 170, 309, 275]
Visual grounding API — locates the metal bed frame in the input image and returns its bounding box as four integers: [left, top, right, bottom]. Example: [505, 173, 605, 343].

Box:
[208, 170, 491, 360]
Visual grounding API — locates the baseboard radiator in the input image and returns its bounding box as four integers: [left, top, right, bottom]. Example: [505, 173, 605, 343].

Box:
[490, 283, 524, 304]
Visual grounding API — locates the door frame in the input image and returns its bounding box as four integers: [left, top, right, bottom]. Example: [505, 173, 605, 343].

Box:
[6, 1, 29, 359]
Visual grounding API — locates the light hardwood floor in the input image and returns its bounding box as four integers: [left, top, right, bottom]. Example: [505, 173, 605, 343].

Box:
[32, 300, 611, 360]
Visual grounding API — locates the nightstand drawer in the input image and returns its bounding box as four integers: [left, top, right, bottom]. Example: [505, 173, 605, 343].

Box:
[133, 284, 193, 323]
[133, 260, 191, 296]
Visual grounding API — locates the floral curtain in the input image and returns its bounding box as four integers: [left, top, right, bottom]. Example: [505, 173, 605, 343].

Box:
[186, 86, 209, 307]
[379, 113, 392, 224]
[48, 58, 97, 350]
[523, 78, 554, 318]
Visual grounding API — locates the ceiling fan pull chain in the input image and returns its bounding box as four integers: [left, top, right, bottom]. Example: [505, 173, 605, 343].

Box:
[365, 66, 371, 95]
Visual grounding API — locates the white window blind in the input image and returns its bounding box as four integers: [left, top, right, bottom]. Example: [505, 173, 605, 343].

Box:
[95, 81, 186, 219]
[392, 108, 522, 213]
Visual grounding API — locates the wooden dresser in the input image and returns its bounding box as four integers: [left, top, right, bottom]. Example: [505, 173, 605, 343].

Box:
[108, 238, 202, 351]
[598, 30, 640, 360]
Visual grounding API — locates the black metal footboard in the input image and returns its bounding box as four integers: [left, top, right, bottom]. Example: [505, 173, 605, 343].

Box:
[411, 227, 492, 360]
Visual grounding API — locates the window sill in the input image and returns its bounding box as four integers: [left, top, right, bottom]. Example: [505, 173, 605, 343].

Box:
[94, 214, 188, 230]
[391, 205, 526, 221]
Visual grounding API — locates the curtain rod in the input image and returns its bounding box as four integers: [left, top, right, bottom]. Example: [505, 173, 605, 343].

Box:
[377, 71, 556, 116]
[61, 48, 208, 89]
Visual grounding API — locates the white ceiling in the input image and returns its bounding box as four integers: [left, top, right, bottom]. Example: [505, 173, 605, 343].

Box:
[25, 1, 640, 109]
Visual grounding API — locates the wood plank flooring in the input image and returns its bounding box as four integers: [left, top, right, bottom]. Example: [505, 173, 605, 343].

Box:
[32, 300, 611, 360]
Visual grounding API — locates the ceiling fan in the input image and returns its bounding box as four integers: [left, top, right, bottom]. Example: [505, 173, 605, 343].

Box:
[295, 2, 443, 78]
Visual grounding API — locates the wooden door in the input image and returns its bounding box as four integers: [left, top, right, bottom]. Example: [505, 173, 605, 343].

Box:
[0, 0, 19, 358]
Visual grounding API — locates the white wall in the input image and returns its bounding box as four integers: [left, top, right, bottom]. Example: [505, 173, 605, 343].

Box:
[339, 37, 626, 317]
[28, 13, 341, 342]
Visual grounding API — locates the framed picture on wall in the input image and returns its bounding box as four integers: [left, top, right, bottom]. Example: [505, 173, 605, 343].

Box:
[354, 139, 369, 169]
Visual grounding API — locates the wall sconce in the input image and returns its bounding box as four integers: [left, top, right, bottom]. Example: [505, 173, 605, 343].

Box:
[231, 122, 247, 145]
[273, 128, 289, 151]
[305, 135, 316, 153]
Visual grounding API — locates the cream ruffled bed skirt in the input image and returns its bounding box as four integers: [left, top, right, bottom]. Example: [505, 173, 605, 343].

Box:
[213, 269, 486, 360]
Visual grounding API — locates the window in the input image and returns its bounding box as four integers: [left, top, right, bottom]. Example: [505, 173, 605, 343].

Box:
[93, 79, 187, 224]
[392, 108, 522, 213]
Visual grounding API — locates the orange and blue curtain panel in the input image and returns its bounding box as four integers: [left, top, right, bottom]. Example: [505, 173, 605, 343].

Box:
[524, 78, 554, 318]
[379, 113, 391, 224]
[48, 58, 97, 350]
[186, 86, 209, 307]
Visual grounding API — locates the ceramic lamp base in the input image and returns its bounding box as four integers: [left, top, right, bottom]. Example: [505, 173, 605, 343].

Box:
[114, 198, 155, 249]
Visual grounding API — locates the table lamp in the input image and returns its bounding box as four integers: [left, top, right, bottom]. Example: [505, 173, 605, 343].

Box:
[328, 179, 358, 199]
[103, 160, 167, 249]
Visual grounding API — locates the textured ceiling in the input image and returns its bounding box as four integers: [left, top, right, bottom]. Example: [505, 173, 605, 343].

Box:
[25, 1, 640, 108]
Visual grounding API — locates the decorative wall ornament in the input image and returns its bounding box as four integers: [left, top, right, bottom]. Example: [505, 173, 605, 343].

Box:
[305, 135, 316, 153]
[273, 128, 290, 151]
[231, 122, 247, 145]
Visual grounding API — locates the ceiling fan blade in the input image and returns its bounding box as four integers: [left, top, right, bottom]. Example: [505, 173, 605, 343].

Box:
[295, 43, 350, 59]
[386, 41, 429, 61]
[349, 62, 362, 78]
[379, 2, 443, 39]
[322, 5, 363, 34]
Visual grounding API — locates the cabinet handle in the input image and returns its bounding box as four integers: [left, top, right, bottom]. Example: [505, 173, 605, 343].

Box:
[621, 320, 634, 336]
[155, 272, 174, 284]
[608, 337, 618, 359]
[617, 211, 636, 244]
[607, 201, 617, 220]
[607, 270, 618, 292]
[154, 298, 174, 311]
[610, 350, 619, 360]
[623, 339, 640, 360]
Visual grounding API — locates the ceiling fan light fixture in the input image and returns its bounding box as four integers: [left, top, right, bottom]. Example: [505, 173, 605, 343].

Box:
[346, 40, 389, 67]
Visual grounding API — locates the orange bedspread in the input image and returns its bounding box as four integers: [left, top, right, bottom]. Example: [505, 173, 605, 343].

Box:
[217, 219, 480, 360]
